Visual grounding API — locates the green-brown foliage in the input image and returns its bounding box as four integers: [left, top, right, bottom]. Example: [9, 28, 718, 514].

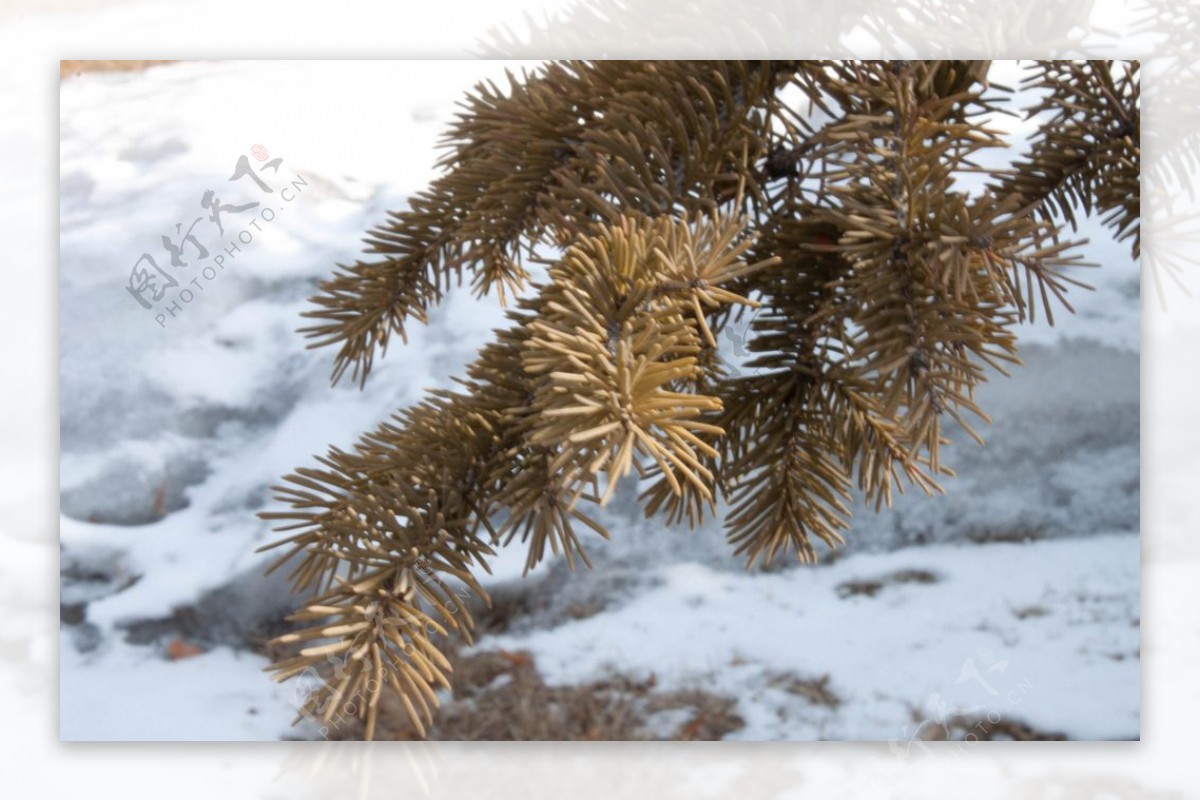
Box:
[258, 60, 1139, 739]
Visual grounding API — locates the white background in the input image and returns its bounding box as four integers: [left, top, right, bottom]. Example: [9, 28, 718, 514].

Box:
[2, 0, 1195, 796]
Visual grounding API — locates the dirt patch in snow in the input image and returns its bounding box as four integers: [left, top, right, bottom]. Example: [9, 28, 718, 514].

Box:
[319, 645, 744, 742]
[60, 60, 180, 79]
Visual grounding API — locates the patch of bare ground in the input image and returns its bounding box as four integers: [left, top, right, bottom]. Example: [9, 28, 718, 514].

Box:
[837, 568, 939, 599]
[60, 60, 178, 79]
[321, 644, 743, 741]
[767, 672, 841, 709]
[966, 524, 1048, 545]
[916, 712, 1068, 741]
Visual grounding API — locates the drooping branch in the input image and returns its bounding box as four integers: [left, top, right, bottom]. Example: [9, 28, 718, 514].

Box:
[994, 60, 1140, 257]
[262, 59, 1137, 739]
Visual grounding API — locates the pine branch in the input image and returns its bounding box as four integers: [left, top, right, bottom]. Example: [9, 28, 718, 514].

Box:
[263, 210, 774, 733]
[301, 61, 807, 386]
[993, 60, 1140, 257]
[262, 59, 1138, 739]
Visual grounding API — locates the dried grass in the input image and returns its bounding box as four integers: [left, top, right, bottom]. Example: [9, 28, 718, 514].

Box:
[325, 645, 743, 742]
[60, 60, 178, 79]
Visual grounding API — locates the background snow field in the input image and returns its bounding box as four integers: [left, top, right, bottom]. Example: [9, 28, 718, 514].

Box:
[59, 60, 1139, 741]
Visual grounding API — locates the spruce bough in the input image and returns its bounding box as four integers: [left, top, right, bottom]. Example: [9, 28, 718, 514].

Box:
[257, 60, 1139, 739]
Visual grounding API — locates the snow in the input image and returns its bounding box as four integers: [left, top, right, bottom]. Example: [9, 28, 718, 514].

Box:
[483, 534, 1139, 741]
[58, 60, 1139, 741]
[60, 641, 320, 741]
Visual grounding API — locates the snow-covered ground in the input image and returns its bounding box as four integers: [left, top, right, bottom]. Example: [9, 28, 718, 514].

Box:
[58, 60, 1139, 741]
